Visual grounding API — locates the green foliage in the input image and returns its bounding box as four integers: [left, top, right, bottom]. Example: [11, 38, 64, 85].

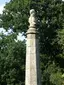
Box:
[50, 72, 62, 85]
[0, 33, 25, 85]
[0, 0, 64, 85]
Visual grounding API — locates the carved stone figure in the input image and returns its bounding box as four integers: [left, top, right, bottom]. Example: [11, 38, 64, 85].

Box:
[29, 9, 37, 27]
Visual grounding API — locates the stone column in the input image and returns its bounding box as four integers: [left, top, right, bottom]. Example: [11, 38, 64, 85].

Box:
[25, 9, 41, 85]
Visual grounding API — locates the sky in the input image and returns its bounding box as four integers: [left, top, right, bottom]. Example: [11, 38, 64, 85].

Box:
[0, 0, 64, 13]
[0, 0, 64, 14]
[0, 0, 10, 14]
[0, 0, 25, 41]
[0, 0, 64, 40]
[0, 0, 10, 5]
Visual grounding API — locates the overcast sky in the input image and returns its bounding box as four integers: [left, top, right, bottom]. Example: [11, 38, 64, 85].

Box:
[0, 0, 25, 41]
[0, 0, 10, 5]
[0, 0, 10, 14]
[0, 0, 10, 33]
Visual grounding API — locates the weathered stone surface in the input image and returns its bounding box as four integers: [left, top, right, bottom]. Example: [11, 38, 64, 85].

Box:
[25, 9, 41, 85]
[28, 9, 37, 27]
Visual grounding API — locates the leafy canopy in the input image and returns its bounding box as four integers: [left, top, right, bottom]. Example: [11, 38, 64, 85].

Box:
[0, 0, 64, 85]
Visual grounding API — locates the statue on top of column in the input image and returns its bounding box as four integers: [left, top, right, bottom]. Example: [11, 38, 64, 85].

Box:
[29, 9, 37, 27]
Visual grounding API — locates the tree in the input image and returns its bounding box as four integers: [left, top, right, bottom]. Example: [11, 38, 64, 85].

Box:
[0, 33, 26, 85]
[0, 0, 64, 84]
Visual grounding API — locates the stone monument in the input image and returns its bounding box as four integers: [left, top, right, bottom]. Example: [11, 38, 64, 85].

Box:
[25, 9, 41, 85]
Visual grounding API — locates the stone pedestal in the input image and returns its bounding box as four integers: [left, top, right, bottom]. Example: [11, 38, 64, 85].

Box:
[25, 9, 41, 85]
